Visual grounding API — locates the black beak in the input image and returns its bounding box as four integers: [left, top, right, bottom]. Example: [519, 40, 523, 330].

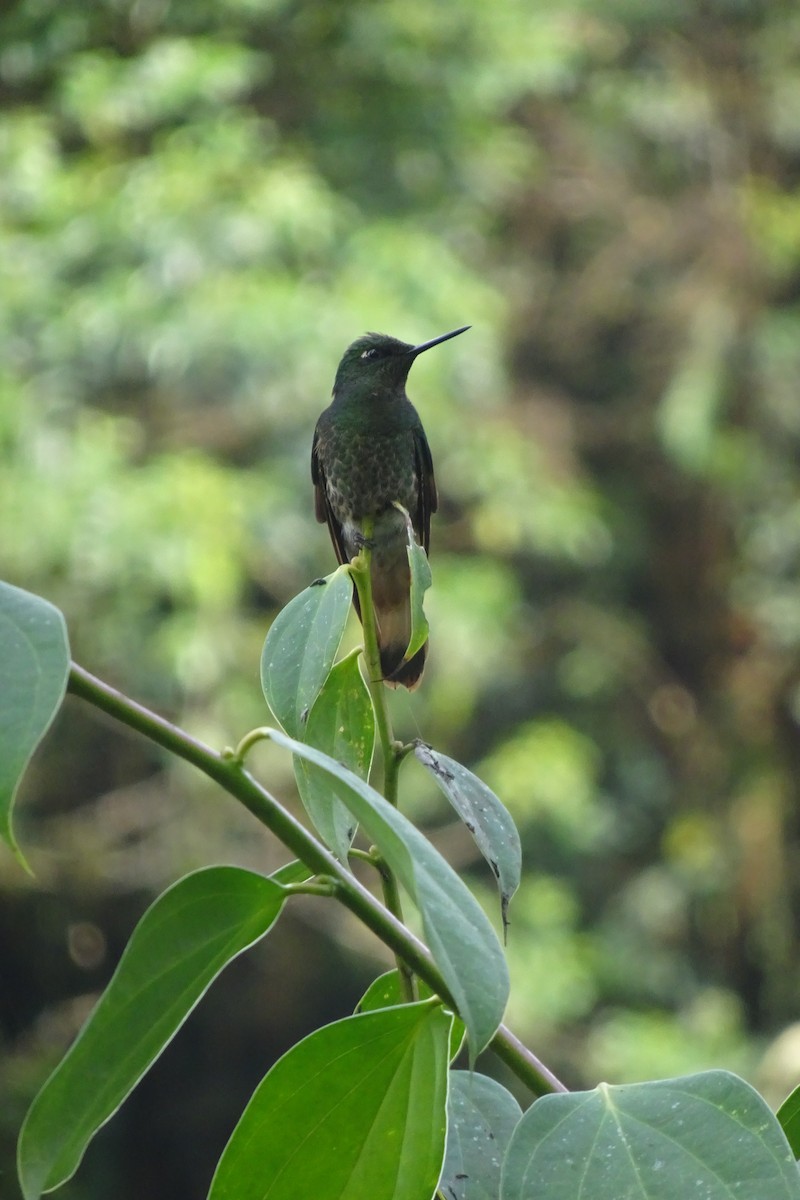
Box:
[410, 325, 471, 358]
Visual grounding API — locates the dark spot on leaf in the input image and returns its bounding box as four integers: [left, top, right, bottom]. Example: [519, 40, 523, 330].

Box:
[490, 858, 500, 878]
[300, 706, 309, 724]
[455, 1173, 469, 1179]
[501, 892, 511, 945]
[465, 821, 475, 833]
[310, 577, 326, 587]
[415, 743, 455, 781]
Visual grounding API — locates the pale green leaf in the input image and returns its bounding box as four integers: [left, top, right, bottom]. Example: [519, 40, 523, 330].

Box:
[267, 728, 509, 1058]
[405, 538, 432, 662]
[501, 1071, 800, 1200]
[260, 567, 352, 739]
[0, 582, 70, 867]
[294, 648, 374, 860]
[442, 1071, 522, 1200]
[415, 745, 521, 937]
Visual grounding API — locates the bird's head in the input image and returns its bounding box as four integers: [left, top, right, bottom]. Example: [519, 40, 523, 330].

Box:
[332, 326, 469, 399]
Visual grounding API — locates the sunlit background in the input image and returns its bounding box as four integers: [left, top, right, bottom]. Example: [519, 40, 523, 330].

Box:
[3, 0, 800, 1195]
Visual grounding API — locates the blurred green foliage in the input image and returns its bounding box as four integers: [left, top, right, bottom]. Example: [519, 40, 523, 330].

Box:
[3, 0, 800, 1194]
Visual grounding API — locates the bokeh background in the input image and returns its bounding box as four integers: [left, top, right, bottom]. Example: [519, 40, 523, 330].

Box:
[3, 0, 800, 1195]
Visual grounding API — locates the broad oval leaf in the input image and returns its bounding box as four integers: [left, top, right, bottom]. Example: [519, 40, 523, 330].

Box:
[501, 1070, 800, 1200]
[357, 968, 466, 1061]
[441, 1071, 522, 1200]
[18, 867, 287, 1200]
[778, 1084, 800, 1160]
[294, 648, 374, 861]
[0, 582, 70, 864]
[415, 744, 521, 938]
[260, 567, 352, 739]
[267, 728, 510, 1059]
[209, 1001, 452, 1200]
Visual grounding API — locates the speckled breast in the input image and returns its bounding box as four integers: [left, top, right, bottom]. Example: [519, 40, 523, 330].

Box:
[321, 426, 418, 525]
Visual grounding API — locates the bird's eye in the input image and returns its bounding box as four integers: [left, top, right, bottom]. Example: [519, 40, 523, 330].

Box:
[361, 347, 380, 360]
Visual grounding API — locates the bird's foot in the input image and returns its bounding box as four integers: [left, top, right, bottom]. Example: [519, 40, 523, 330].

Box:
[351, 530, 376, 551]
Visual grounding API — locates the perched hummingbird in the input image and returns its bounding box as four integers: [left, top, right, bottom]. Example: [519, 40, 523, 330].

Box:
[312, 325, 469, 689]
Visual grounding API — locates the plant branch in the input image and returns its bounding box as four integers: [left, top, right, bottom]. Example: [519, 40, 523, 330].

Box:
[347, 541, 403, 803]
[347, 536, 416, 999]
[66, 661, 566, 1097]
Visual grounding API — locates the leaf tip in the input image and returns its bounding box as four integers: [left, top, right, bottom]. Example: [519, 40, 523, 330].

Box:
[1, 807, 33, 876]
[12, 841, 34, 878]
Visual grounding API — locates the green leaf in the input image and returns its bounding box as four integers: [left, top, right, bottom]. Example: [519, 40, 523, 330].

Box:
[442, 1071, 522, 1200]
[260, 567, 352, 740]
[0, 582, 70, 866]
[501, 1071, 800, 1200]
[18, 866, 287, 1200]
[357, 968, 410, 1014]
[415, 745, 521, 938]
[293, 648, 374, 861]
[356, 968, 466, 1061]
[778, 1084, 800, 1159]
[209, 1001, 451, 1200]
[405, 538, 432, 662]
[391, 502, 431, 664]
[267, 728, 510, 1058]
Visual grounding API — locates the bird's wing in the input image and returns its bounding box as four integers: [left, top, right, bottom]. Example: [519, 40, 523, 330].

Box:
[310, 428, 327, 523]
[311, 427, 349, 566]
[412, 425, 438, 553]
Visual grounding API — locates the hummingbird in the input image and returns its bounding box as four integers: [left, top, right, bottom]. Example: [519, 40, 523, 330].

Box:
[312, 325, 469, 689]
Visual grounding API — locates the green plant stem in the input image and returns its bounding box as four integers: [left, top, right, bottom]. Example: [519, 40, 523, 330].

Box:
[347, 536, 417, 1000]
[347, 848, 375, 866]
[235, 721, 411, 982]
[282, 881, 337, 898]
[67, 661, 566, 1097]
[347, 541, 402, 801]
